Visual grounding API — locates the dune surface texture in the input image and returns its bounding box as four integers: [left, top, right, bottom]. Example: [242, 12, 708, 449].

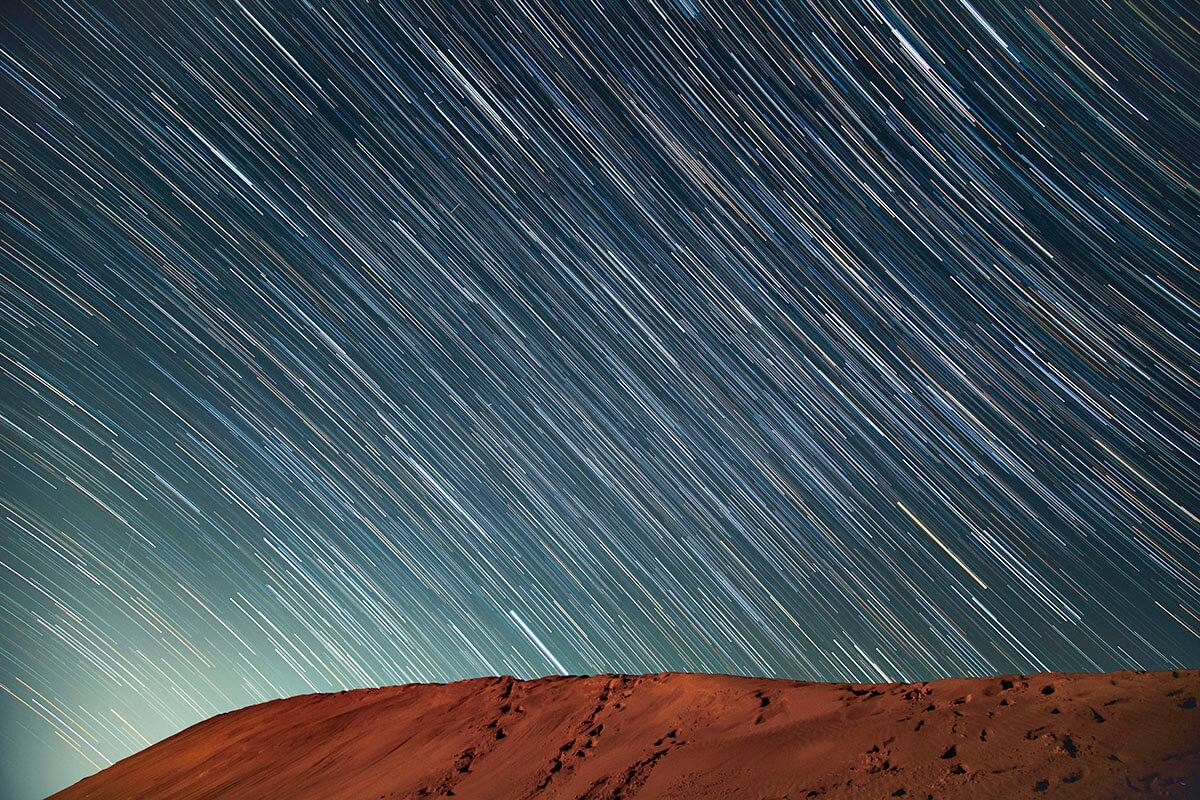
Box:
[50, 669, 1198, 799]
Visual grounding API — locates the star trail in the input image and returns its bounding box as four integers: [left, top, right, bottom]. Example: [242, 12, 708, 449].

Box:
[1, 0, 1198, 796]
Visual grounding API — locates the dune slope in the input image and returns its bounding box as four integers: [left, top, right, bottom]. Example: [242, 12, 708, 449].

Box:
[50, 669, 1198, 799]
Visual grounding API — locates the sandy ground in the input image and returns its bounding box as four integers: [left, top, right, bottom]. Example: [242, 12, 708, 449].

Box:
[49, 669, 1198, 799]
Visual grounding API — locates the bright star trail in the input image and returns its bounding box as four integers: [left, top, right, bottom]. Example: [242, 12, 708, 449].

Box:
[1, 0, 1198, 796]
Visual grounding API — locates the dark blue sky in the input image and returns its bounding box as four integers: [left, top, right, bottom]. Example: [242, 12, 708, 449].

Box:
[1, 0, 1198, 797]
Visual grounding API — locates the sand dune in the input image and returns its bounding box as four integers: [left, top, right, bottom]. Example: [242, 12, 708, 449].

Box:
[49, 669, 1198, 799]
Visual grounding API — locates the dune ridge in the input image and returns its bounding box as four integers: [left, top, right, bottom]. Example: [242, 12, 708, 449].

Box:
[50, 669, 1199, 799]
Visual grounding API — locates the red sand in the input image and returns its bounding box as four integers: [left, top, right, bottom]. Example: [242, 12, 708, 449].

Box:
[50, 669, 1198, 799]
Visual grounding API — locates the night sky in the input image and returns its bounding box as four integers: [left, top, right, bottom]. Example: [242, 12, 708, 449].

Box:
[1, 0, 1199, 796]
